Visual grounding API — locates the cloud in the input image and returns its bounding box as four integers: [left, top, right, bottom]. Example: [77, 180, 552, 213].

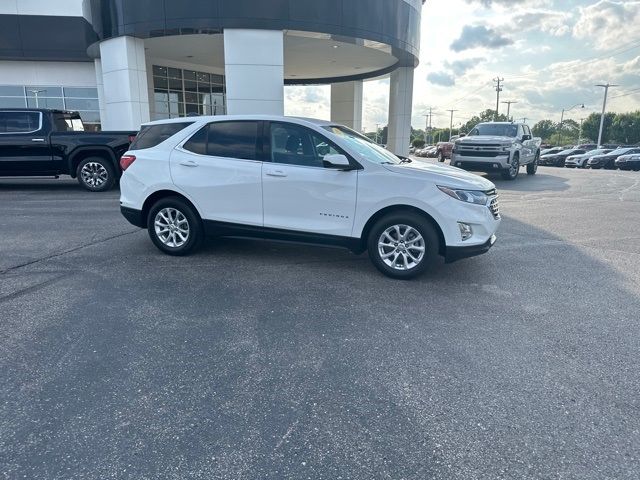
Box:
[446, 57, 485, 76]
[450, 25, 514, 52]
[465, 0, 527, 6]
[509, 10, 573, 36]
[427, 72, 456, 87]
[573, 1, 640, 50]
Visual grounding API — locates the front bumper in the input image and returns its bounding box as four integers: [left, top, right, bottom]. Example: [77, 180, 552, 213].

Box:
[445, 235, 497, 263]
[121, 206, 145, 228]
[450, 155, 510, 171]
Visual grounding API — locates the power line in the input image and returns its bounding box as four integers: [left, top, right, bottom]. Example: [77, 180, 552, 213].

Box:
[609, 87, 640, 99]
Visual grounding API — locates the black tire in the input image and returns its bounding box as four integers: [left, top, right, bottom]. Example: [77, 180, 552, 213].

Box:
[526, 153, 539, 175]
[438, 151, 445, 162]
[76, 156, 116, 192]
[147, 197, 203, 256]
[501, 154, 520, 180]
[367, 212, 439, 279]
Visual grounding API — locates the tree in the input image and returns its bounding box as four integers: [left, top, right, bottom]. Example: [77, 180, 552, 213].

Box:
[532, 120, 557, 142]
[610, 111, 640, 145]
[412, 138, 425, 148]
[461, 109, 508, 133]
[581, 112, 616, 144]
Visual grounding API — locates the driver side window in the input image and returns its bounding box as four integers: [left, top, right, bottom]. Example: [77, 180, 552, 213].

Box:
[270, 123, 343, 168]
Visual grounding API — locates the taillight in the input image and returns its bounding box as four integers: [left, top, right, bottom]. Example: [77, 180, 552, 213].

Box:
[120, 155, 136, 171]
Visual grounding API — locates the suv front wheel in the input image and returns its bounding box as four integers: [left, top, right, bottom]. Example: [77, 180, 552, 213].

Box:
[367, 212, 439, 279]
[501, 154, 520, 180]
[147, 197, 203, 256]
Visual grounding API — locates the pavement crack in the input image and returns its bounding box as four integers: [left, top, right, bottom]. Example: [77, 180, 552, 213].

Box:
[0, 229, 140, 275]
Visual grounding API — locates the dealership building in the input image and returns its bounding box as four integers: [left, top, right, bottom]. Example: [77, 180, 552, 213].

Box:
[0, 0, 423, 154]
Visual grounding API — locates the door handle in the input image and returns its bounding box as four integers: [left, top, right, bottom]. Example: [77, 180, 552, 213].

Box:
[266, 169, 287, 177]
[179, 160, 199, 167]
[31, 138, 46, 143]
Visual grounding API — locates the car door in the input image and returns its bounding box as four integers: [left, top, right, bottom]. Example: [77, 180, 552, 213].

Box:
[262, 122, 357, 237]
[520, 125, 535, 163]
[0, 111, 53, 174]
[171, 120, 264, 226]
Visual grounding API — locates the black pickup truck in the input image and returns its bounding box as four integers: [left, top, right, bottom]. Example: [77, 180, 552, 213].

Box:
[0, 109, 136, 192]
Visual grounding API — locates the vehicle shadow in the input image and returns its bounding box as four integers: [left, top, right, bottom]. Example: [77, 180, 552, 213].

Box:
[479, 171, 570, 192]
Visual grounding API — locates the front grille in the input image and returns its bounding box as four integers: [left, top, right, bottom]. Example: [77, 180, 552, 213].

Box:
[489, 196, 500, 220]
[459, 150, 503, 157]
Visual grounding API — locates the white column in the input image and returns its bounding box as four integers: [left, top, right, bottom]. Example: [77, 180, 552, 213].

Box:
[98, 36, 150, 130]
[223, 29, 284, 115]
[331, 81, 363, 131]
[387, 67, 414, 156]
[94, 59, 106, 128]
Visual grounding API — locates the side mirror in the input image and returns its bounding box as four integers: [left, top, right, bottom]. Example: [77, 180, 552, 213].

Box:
[522, 134, 532, 141]
[323, 154, 351, 169]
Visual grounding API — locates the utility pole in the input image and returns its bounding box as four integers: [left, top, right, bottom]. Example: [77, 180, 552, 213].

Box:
[595, 83, 618, 147]
[375, 123, 381, 144]
[493, 77, 504, 120]
[501, 100, 517, 121]
[423, 107, 434, 144]
[557, 103, 584, 146]
[518, 117, 528, 124]
[579, 118, 585, 142]
[446, 109, 458, 141]
[28, 89, 46, 108]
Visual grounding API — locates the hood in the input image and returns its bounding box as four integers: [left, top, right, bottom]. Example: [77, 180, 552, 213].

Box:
[383, 161, 495, 191]
[458, 136, 514, 144]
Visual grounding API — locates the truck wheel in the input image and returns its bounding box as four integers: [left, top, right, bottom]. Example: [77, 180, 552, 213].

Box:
[147, 197, 203, 256]
[438, 151, 445, 162]
[367, 212, 439, 279]
[76, 157, 116, 192]
[526, 153, 539, 175]
[501, 155, 520, 180]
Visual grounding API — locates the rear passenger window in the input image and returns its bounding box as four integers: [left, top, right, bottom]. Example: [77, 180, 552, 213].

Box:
[130, 122, 193, 150]
[183, 121, 260, 160]
[0, 111, 41, 133]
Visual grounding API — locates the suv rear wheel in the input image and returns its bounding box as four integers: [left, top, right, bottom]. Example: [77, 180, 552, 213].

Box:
[147, 197, 203, 256]
[526, 153, 539, 175]
[76, 157, 116, 192]
[367, 212, 439, 279]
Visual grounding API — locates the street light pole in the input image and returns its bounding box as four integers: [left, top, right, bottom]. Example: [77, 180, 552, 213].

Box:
[595, 83, 618, 147]
[28, 89, 46, 108]
[558, 103, 584, 146]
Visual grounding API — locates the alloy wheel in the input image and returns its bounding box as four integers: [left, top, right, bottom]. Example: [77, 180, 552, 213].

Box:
[378, 224, 425, 271]
[80, 162, 108, 188]
[154, 208, 190, 248]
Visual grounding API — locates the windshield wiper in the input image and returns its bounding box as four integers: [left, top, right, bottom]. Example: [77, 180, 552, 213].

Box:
[399, 158, 413, 164]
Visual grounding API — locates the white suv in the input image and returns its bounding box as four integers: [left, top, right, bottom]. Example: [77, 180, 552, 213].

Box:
[119, 116, 501, 279]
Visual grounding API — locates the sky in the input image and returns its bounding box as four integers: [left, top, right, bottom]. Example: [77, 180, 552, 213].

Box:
[284, 0, 640, 132]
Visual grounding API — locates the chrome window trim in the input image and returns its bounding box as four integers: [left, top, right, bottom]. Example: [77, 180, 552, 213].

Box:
[0, 111, 43, 135]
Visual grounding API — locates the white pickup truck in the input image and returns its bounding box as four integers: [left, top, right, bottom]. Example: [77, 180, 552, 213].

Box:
[451, 122, 542, 180]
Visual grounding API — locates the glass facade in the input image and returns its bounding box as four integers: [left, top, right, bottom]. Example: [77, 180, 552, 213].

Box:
[0, 85, 100, 128]
[152, 65, 226, 120]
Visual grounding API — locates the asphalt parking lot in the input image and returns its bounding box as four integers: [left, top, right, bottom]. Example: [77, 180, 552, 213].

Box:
[1, 166, 640, 479]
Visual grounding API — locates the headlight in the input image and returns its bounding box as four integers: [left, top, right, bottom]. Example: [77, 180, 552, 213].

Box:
[437, 186, 489, 205]
[501, 145, 511, 152]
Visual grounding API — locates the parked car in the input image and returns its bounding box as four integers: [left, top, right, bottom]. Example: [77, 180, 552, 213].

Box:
[565, 148, 612, 168]
[539, 148, 586, 167]
[436, 134, 465, 162]
[615, 153, 640, 171]
[0, 108, 136, 191]
[540, 147, 564, 156]
[588, 147, 640, 169]
[450, 122, 541, 180]
[119, 116, 501, 279]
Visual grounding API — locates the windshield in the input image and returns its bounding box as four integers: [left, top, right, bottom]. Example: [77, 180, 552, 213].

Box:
[559, 149, 584, 155]
[322, 125, 402, 165]
[609, 148, 635, 156]
[586, 149, 612, 157]
[469, 123, 518, 137]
